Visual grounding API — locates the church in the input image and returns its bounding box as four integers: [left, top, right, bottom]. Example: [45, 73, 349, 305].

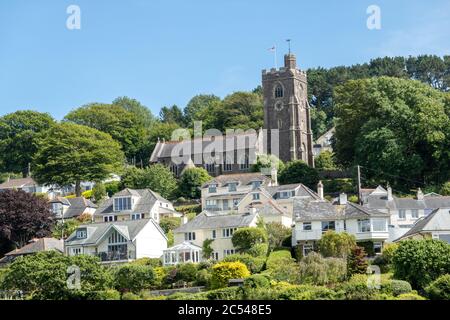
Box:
[149, 52, 314, 177]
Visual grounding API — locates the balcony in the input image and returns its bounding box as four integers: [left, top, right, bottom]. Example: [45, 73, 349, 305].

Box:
[295, 228, 346, 241]
[97, 250, 133, 262]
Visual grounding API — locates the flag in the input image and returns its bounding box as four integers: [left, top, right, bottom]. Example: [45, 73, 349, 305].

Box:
[268, 46, 276, 52]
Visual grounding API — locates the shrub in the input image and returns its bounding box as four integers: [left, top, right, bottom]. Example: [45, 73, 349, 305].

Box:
[337, 281, 377, 300]
[396, 292, 427, 300]
[222, 254, 266, 274]
[178, 167, 211, 199]
[357, 241, 375, 257]
[381, 280, 412, 296]
[278, 285, 337, 300]
[265, 222, 291, 251]
[440, 181, 450, 196]
[347, 246, 368, 276]
[264, 250, 299, 283]
[244, 274, 271, 289]
[86, 289, 121, 300]
[298, 252, 347, 285]
[196, 268, 212, 287]
[247, 243, 269, 257]
[278, 160, 319, 189]
[114, 264, 155, 294]
[232, 228, 268, 253]
[318, 231, 356, 258]
[206, 287, 244, 300]
[174, 263, 198, 283]
[130, 257, 162, 268]
[266, 250, 293, 269]
[425, 274, 450, 300]
[392, 239, 450, 289]
[210, 262, 250, 289]
[121, 292, 141, 300]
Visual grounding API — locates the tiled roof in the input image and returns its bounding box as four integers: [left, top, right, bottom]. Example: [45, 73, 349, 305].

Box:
[0, 177, 37, 189]
[5, 238, 63, 256]
[395, 209, 440, 241]
[204, 172, 271, 187]
[174, 211, 257, 233]
[50, 197, 97, 218]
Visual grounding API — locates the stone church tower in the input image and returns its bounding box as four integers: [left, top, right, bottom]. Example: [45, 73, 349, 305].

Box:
[262, 53, 314, 167]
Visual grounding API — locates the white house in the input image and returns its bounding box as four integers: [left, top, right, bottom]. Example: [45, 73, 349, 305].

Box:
[0, 177, 59, 198]
[65, 219, 167, 263]
[49, 196, 97, 220]
[165, 211, 259, 265]
[93, 188, 181, 223]
[394, 208, 450, 243]
[292, 192, 390, 257]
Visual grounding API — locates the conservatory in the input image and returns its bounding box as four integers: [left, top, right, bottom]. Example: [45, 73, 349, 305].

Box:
[163, 241, 203, 266]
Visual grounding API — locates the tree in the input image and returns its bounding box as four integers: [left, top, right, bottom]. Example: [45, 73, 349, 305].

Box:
[347, 246, 369, 276]
[120, 164, 178, 199]
[64, 103, 147, 162]
[0, 190, 54, 249]
[178, 167, 211, 199]
[32, 122, 124, 196]
[314, 151, 337, 170]
[265, 222, 291, 251]
[299, 252, 347, 285]
[0, 251, 112, 299]
[184, 94, 221, 125]
[112, 96, 155, 128]
[251, 154, 285, 174]
[159, 105, 185, 125]
[52, 219, 80, 240]
[392, 239, 450, 289]
[202, 239, 214, 260]
[114, 264, 155, 294]
[318, 231, 356, 258]
[0, 111, 55, 176]
[159, 217, 181, 234]
[92, 182, 107, 203]
[440, 182, 450, 196]
[278, 160, 320, 189]
[231, 228, 268, 253]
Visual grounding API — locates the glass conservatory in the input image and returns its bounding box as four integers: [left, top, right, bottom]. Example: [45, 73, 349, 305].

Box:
[163, 241, 203, 266]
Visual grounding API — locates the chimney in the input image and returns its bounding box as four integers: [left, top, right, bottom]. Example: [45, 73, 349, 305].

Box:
[317, 180, 324, 200]
[182, 214, 188, 225]
[417, 188, 424, 201]
[271, 167, 278, 186]
[284, 54, 297, 69]
[248, 206, 257, 215]
[339, 193, 347, 205]
[387, 185, 393, 201]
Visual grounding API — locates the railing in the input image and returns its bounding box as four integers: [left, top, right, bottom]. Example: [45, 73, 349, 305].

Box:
[295, 228, 346, 241]
[96, 251, 130, 262]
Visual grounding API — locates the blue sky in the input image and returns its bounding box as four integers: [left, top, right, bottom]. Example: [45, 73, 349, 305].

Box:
[1, 0, 449, 119]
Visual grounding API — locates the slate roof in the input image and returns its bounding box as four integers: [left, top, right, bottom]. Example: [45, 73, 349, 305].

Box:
[364, 194, 450, 211]
[4, 238, 64, 256]
[50, 197, 97, 218]
[395, 209, 441, 241]
[65, 218, 165, 246]
[266, 183, 321, 200]
[95, 188, 169, 216]
[174, 211, 257, 233]
[0, 177, 37, 189]
[203, 172, 271, 188]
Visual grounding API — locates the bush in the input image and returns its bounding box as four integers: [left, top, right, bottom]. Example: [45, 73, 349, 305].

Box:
[206, 287, 244, 300]
[278, 160, 319, 189]
[299, 252, 347, 285]
[244, 274, 271, 289]
[265, 222, 291, 251]
[247, 243, 269, 257]
[266, 250, 293, 269]
[159, 217, 181, 234]
[86, 289, 121, 300]
[174, 263, 198, 283]
[381, 280, 412, 296]
[393, 239, 450, 289]
[222, 254, 266, 274]
[318, 231, 356, 258]
[396, 292, 427, 300]
[337, 281, 378, 300]
[121, 292, 141, 300]
[178, 167, 211, 199]
[114, 264, 155, 294]
[425, 274, 450, 300]
[265, 250, 299, 283]
[440, 181, 450, 196]
[130, 257, 162, 268]
[196, 268, 212, 287]
[347, 246, 368, 276]
[210, 262, 250, 289]
[278, 285, 337, 300]
[231, 228, 268, 253]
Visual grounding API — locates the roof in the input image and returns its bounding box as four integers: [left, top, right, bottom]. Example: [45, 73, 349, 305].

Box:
[65, 218, 165, 246]
[174, 211, 258, 233]
[266, 183, 321, 200]
[165, 241, 203, 251]
[50, 197, 97, 218]
[95, 188, 170, 216]
[364, 194, 450, 210]
[395, 208, 450, 241]
[204, 172, 271, 188]
[0, 177, 37, 189]
[4, 238, 63, 257]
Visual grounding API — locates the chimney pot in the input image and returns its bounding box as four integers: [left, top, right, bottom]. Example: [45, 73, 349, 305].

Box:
[317, 180, 324, 200]
[339, 193, 347, 205]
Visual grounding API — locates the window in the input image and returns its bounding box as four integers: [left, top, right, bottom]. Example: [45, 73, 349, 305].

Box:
[223, 199, 230, 210]
[108, 230, 127, 244]
[104, 215, 117, 222]
[114, 197, 132, 211]
[131, 213, 145, 220]
[205, 163, 215, 173]
[398, 210, 406, 219]
[170, 164, 178, 176]
[321, 221, 335, 232]
[223, 156, 233, 172]
[303, 244, 314, 256]
[274, 85, 283, 98]
[76, 229, 87, 239]
[374, 242, 383, 255]
[208, 184, 217, 193]
[212, 230, 216, 239]
[252, 193, 260, 201]
[239, 155, 250, 170]
[222, 228, 236, 238]
[184, 232, 196, 241]
[251, 181, 262, 190]
[71, 248, 82, 256]
[303, 222, 312, 231]
[411, 209, 419, 219]
[372, 219, 387, 232]
[358, 219, 371, 233]
[212, 252, 219, 260]
[233, 198, 240, 208]
[223, 249, 235, 257]
[228, 183, 237, 192]
[278, 191, 293, 199]
[206, 200, 217, 208]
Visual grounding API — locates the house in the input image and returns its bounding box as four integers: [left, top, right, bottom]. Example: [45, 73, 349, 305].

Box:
[164, 211, 259, 265]
[0, 177, 59, 198]
[313, 127, 335, 156]
[394, 208, 450, 243]
[65, 219, 167, 263]
[49, 196, 97, 220]
[292, 190, 390, 257]
[362, 186, 450, 241]
[0, 238, 63, 267]
[93, 188, 181, 223]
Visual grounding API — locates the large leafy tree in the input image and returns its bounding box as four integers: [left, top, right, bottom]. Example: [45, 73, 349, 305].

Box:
[32, 123, 124, 196]
[333, 77, 450, 189]
[112, 96, 156, 128]
[64, 103, 147, 162]
[0, 190, 54, 250]
[314, 150, 337, 170]
[159, 105, 185, 126]
[183, 94, 221, 125]
[178, 167, 211, 199]
[231, 227, 268, 253]
[0, 111, 55, 176]
[278, 160, 320, 189]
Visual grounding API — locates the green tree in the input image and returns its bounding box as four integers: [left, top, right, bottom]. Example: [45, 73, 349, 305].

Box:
[299, 252, 347, 285]
[159, 105, 185, 125]
[178, 167, 211, 199]
[113, 264, 155, 294]
[314, 151, 337, 170]
[251, 154, 285, 174]
[440, 182, 450, 196]
[52, 219, 80, 240]
[202, 239, 214, 260]
[318, 231, 356, 258]
[184, 94, 221, 125]
[32, 123, 124, 196]
[278, 160, 320, 189]
[0, 111, 55, 176]
[347, 246, 368, 276]
[231, 228, 268, 253]
[159, 217, 181, 234]
[112, 96, 155, 128]
[92, 182, 107, 203]
[392, 239, 450, 289]
[265, 222, 291, 251]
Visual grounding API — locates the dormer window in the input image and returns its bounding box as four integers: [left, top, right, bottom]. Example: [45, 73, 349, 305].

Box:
[76, 229, 87, 239]
[252, 193, 260, 200]
[228, 183, 237, 192]
[278, 191, 293, 199]
[251, 181, 262, 190]
[114, 197, 132, 211]
[209, 184, 217, 193]
[275, 85, 283, 98]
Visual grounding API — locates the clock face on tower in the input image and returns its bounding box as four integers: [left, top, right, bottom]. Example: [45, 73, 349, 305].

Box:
[274, 101, 284, 111]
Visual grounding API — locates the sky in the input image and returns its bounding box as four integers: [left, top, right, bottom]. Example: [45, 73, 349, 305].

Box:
[0, 0, 449, 119]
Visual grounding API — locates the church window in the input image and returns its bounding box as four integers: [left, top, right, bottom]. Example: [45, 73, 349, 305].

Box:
[239, 155, 250, 170]
[275, 85, 283, 98]
[278, 119, 282, 129]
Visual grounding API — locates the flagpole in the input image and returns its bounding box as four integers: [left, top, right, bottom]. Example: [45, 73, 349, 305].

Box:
[274, 47, 278, 69]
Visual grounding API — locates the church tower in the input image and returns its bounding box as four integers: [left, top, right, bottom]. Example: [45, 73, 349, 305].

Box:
[262, 53, 314, 166]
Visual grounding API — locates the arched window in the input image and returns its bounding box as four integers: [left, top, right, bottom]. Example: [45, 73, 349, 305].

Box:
[274, 85, 283, 98]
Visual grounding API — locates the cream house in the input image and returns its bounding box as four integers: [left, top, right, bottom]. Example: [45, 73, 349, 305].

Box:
[65, 219, 167, 263]
[49, 196, 97, 220]
[165, 211, 259, 265]
[93, 188, 181, 223]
